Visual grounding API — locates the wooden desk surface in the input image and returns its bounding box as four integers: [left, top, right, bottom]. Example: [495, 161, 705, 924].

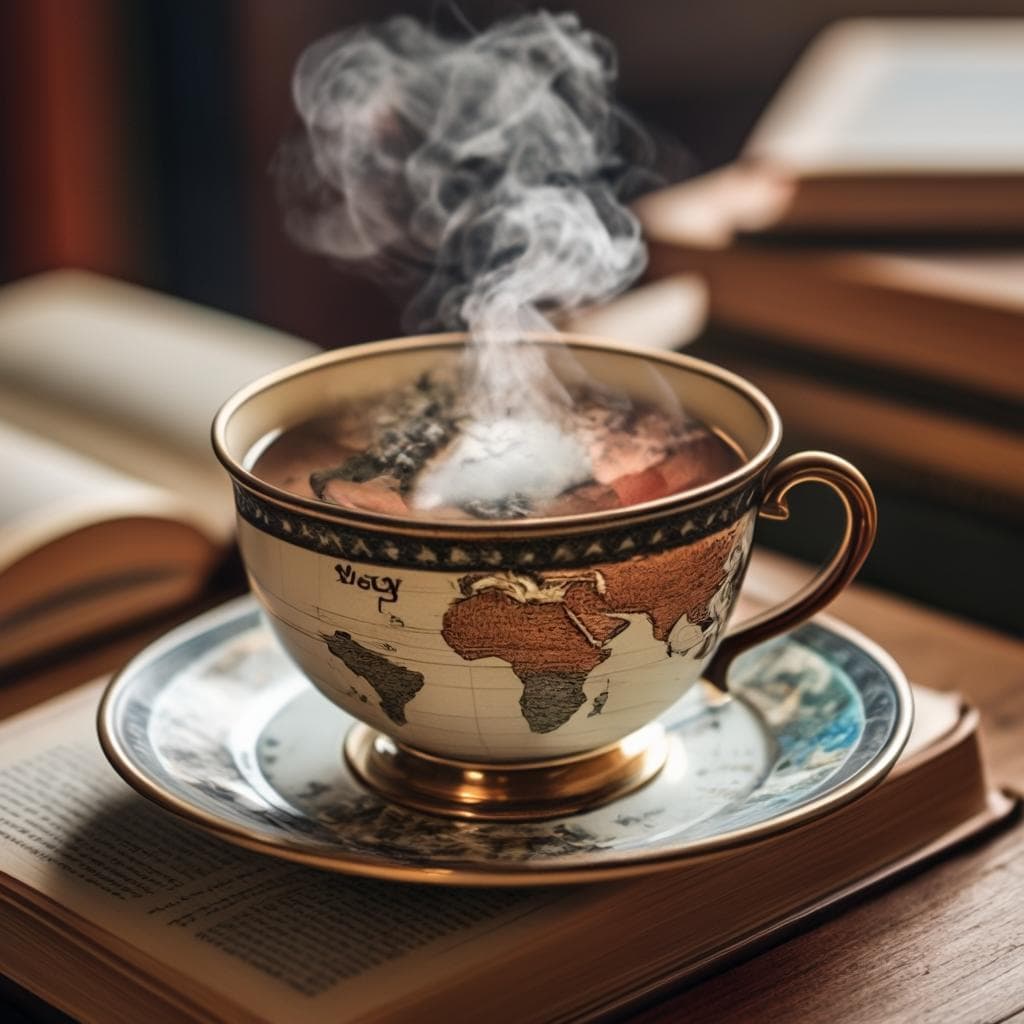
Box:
[3, 552, 1022, 1023]
[637, 552, 1024, 1024]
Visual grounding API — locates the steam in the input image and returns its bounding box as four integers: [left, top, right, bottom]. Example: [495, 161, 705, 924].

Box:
[279, 11, 654, 512]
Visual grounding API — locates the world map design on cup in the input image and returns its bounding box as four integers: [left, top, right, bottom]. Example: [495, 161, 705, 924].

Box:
[237, 507, 754, 760]
[215, 334, 876, 764]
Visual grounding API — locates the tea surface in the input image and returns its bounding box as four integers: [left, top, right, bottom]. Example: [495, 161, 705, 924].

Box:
[250, 374, 743, 521]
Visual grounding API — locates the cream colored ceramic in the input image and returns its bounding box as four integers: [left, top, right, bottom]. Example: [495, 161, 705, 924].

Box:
[213, 334, 875, 763]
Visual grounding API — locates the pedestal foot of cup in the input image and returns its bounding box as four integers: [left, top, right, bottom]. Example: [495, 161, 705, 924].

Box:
[343, 723, 669, 821]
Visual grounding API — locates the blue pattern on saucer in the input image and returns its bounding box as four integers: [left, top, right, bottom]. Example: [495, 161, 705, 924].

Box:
[99, 597, 910, 882]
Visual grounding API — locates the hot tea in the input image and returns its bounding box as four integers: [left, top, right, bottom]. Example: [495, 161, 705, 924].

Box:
[250, 370, 743, 521]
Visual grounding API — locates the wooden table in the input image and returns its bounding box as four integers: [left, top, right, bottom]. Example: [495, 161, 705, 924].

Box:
[3, 552, 1022, 1023]
[636, 552, 1024, 1024]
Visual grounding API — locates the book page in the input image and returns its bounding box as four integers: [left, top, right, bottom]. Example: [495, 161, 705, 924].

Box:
[563, 277, 709, 351]
[746, 19, 1024, 172]
[0, 421, 225, 569]
[0, 271, 319, 539]
[845, 251, 1024, 314]
[0, 683, 563, 1024]
[0, 389, 237, 545]
[0, 672, 963, 1023]
[0, 270, 318, 465]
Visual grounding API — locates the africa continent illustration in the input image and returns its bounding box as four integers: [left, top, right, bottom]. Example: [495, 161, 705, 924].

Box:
[319, 520, 749, 737]
[442, 522, 749, 733]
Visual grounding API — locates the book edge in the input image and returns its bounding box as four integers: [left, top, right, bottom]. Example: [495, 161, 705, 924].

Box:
[588, 786, 1021, 1023]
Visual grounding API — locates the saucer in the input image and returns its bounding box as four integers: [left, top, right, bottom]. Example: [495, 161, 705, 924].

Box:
[98, 596, 912, 885]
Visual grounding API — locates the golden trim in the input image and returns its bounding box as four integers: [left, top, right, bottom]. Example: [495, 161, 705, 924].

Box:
[705, 451, 878, 690]
[210, 332, 783, 540]
[96, 609, 913, 887]
[343, 722, 669, 821]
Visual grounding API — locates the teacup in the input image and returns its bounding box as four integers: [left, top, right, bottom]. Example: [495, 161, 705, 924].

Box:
[213, 334, 875, 817]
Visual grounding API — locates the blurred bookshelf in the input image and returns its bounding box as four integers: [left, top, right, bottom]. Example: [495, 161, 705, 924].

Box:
[8, 1, 1024, 341]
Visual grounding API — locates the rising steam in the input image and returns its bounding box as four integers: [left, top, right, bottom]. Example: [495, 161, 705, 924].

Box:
[279, 11, 655, 512]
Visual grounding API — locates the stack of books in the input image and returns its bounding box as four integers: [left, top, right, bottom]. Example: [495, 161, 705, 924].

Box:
[634, 18, 1024, 633]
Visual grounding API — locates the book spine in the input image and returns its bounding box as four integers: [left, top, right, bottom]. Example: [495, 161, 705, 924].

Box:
[128, 3, 251, 316]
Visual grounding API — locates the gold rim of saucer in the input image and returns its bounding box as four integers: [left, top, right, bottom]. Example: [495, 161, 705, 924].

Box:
[343, 722, 669, 821]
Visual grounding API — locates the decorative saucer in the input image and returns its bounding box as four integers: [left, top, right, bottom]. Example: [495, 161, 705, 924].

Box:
[98, 596, 912, 886]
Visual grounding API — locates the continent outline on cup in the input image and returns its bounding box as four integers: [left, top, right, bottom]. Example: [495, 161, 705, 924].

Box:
[240, 508, 756, 754]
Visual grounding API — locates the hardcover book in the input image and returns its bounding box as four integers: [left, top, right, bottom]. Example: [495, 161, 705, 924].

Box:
[0, 677, 1014, 1023]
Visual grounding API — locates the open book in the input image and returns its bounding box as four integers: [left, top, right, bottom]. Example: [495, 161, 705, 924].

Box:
[731, 18, 1024, 233]
[0, 676, 1014, 1024]
[0, 271, 317, 670]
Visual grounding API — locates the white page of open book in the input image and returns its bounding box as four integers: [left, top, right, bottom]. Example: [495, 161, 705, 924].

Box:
[0, 421, 225, 570]
[0, 674, 956, 1023]
[0, 271, 319, 544]
[745, 19, 1024, 172]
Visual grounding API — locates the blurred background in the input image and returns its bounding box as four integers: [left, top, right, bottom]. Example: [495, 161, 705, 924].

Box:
[1, 0, 1021, 633]
[4, 0, 1022, 341]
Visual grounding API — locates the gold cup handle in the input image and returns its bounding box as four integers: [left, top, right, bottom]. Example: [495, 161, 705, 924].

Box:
[704, 451, 878, 692]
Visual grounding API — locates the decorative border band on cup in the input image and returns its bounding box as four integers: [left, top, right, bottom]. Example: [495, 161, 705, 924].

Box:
[233, 482, 762, 571]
